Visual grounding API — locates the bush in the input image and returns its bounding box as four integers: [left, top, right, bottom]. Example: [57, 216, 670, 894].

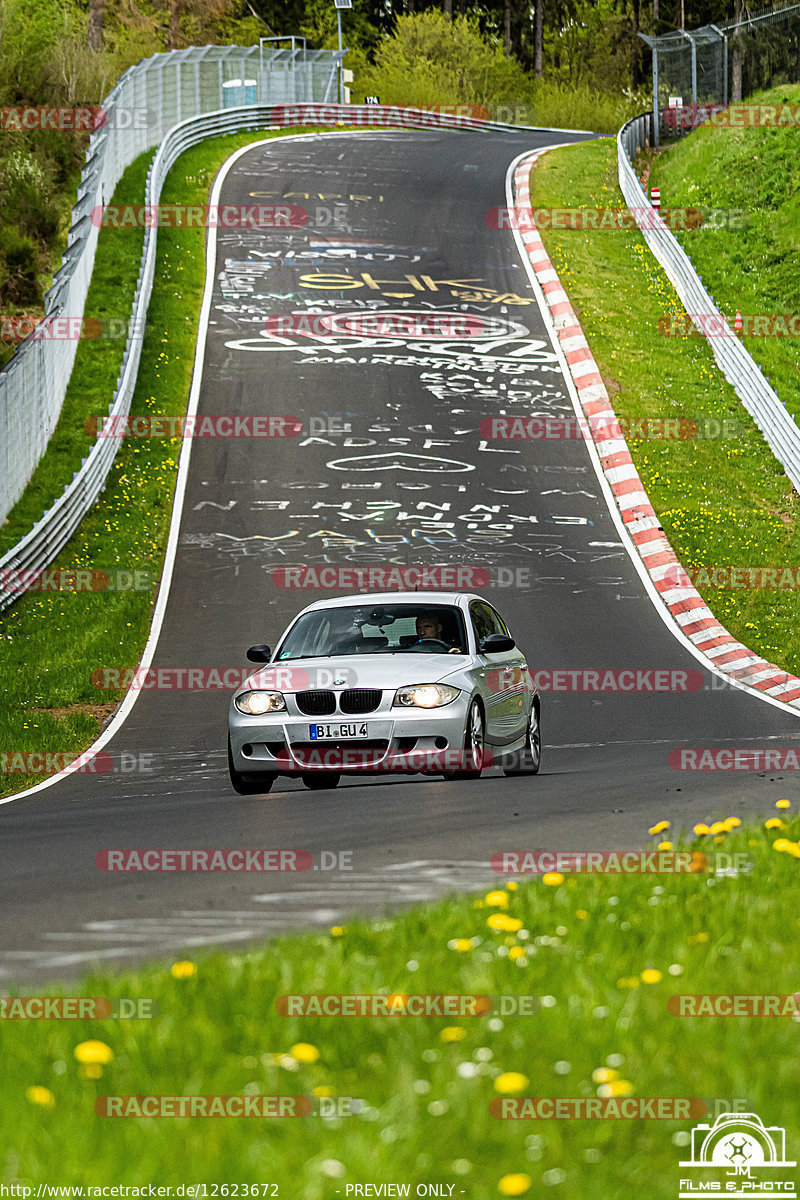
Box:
[0, 229, 41, 306]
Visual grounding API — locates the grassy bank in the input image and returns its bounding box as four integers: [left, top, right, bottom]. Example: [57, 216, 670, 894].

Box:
[0, 127, 336, 797]
[2, 812, 799, 1194]
[529, 137, 800, 678]
[649, 82, 800, 421]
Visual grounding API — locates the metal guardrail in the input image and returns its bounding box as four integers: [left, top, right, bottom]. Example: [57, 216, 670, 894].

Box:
[617, 113, 800, 495]
[0, 102, 533, 611]
[0, 46, 344, 528]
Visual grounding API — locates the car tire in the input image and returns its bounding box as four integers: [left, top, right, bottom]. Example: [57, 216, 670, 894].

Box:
[443, 698, 485, 781]
[502, 705, 541, 776]
[301, 773, 341, 790]
[228, 737, 277, 795]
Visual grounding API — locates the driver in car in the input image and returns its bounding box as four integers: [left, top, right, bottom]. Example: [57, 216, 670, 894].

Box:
[415, 613, 464, 654]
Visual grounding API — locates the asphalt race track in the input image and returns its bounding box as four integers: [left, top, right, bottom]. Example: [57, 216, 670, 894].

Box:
[3, 128, 799, 984]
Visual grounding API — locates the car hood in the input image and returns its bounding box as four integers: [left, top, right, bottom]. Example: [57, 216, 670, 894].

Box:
[244, 653, 471, 692]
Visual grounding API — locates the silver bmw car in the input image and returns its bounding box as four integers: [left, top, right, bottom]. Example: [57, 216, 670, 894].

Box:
[227, 591, 540, 793]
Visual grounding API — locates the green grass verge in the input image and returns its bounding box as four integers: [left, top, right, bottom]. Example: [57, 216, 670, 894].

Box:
[650, 82, 800, 423]
[0, 126, 350, 797]
[529, 137, 800, 678]
[3, 815, 799, 1194]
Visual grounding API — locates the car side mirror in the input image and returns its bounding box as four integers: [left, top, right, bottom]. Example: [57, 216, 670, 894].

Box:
[246, 644, 272, 663]
[479, 633, 515, 654]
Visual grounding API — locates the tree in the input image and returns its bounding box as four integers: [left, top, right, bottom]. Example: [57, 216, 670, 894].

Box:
[88, 0, 104, 50]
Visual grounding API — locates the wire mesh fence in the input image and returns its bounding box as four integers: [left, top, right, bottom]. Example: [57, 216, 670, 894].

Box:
[0, 45, 343, 527]
[640, 2, 800, 143]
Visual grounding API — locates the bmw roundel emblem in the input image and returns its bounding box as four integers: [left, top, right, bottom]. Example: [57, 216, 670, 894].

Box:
[334, 677, 346, 686]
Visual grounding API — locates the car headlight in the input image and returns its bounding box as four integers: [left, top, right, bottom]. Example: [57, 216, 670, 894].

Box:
[234, 691, 286, 715]
[393, 684, 461, 709]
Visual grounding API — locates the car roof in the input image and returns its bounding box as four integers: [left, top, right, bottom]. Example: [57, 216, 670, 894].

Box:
[298, 591, 485, 613]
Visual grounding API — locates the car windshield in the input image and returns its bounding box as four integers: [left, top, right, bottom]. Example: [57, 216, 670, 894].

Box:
[274, 604, 469, 659]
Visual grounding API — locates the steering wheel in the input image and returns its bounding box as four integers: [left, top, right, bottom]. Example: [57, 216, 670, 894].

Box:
[408, 638, 451, 652]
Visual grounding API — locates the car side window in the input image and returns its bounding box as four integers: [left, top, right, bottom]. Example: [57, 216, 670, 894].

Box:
[486, 605, 510, 636]
[470, 601, 495, 648]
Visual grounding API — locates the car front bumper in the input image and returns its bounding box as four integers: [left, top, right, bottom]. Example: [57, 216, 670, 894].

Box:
[228, 697, 475, 776]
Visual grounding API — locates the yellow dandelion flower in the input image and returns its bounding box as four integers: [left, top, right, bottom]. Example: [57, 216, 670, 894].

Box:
[598, 1079, 633, 1098]
[494, 1072, 529, 1094]
[542, 872, 564, 886]
[776, 799, 791, 809]
[617, 976, 640, 989]
[724, 817, 741, 829]
[765, 818, 785, 829]
[641, 969, 662, 984]
[592, 1067, 619, 1084]
[171, 961, 196, 979]
[78, 1063, 103, 1080]
[26, 1086, 55, 1108]
[649, 821, 670, 834]
[452, 938, 474, 952]
[658, 841, 673, 850]
[774, 839, 792, 853]
[485, 890, 510, 908]
[487, 914, 523, 933]
[575, 909, 588, 919]
[693, 823, 710, 836]
[330, 926, 345, 937]
[312, 1085, 333, 1097]
[498, 1174, 532, 1196]
[709, 822, 726, 835]
[440, 1026, 467, 1043]
[688, 932, 709, 944]
[508, 946, 526, 961]
[506, 881, 518, 891]
[74, 1041, 114, 1065]
[290, 1043, 319, 1064]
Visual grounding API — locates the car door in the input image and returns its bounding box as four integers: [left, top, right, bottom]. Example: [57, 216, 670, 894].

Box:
[469, 600, 529, 746]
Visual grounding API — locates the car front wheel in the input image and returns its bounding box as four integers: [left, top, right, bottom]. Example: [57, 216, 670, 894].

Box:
[444, 699, 485, 781]
[301, 773, 341, 790]
[502, 705, 541, 776]
[228, 737, 277, 795]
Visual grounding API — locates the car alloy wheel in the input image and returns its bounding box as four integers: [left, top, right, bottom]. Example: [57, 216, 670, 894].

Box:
[444, 699, 485, 781]
[503, 705, 541, 776]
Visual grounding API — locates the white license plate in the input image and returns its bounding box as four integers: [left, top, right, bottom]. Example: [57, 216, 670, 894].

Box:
[310, 722, 369, 740]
